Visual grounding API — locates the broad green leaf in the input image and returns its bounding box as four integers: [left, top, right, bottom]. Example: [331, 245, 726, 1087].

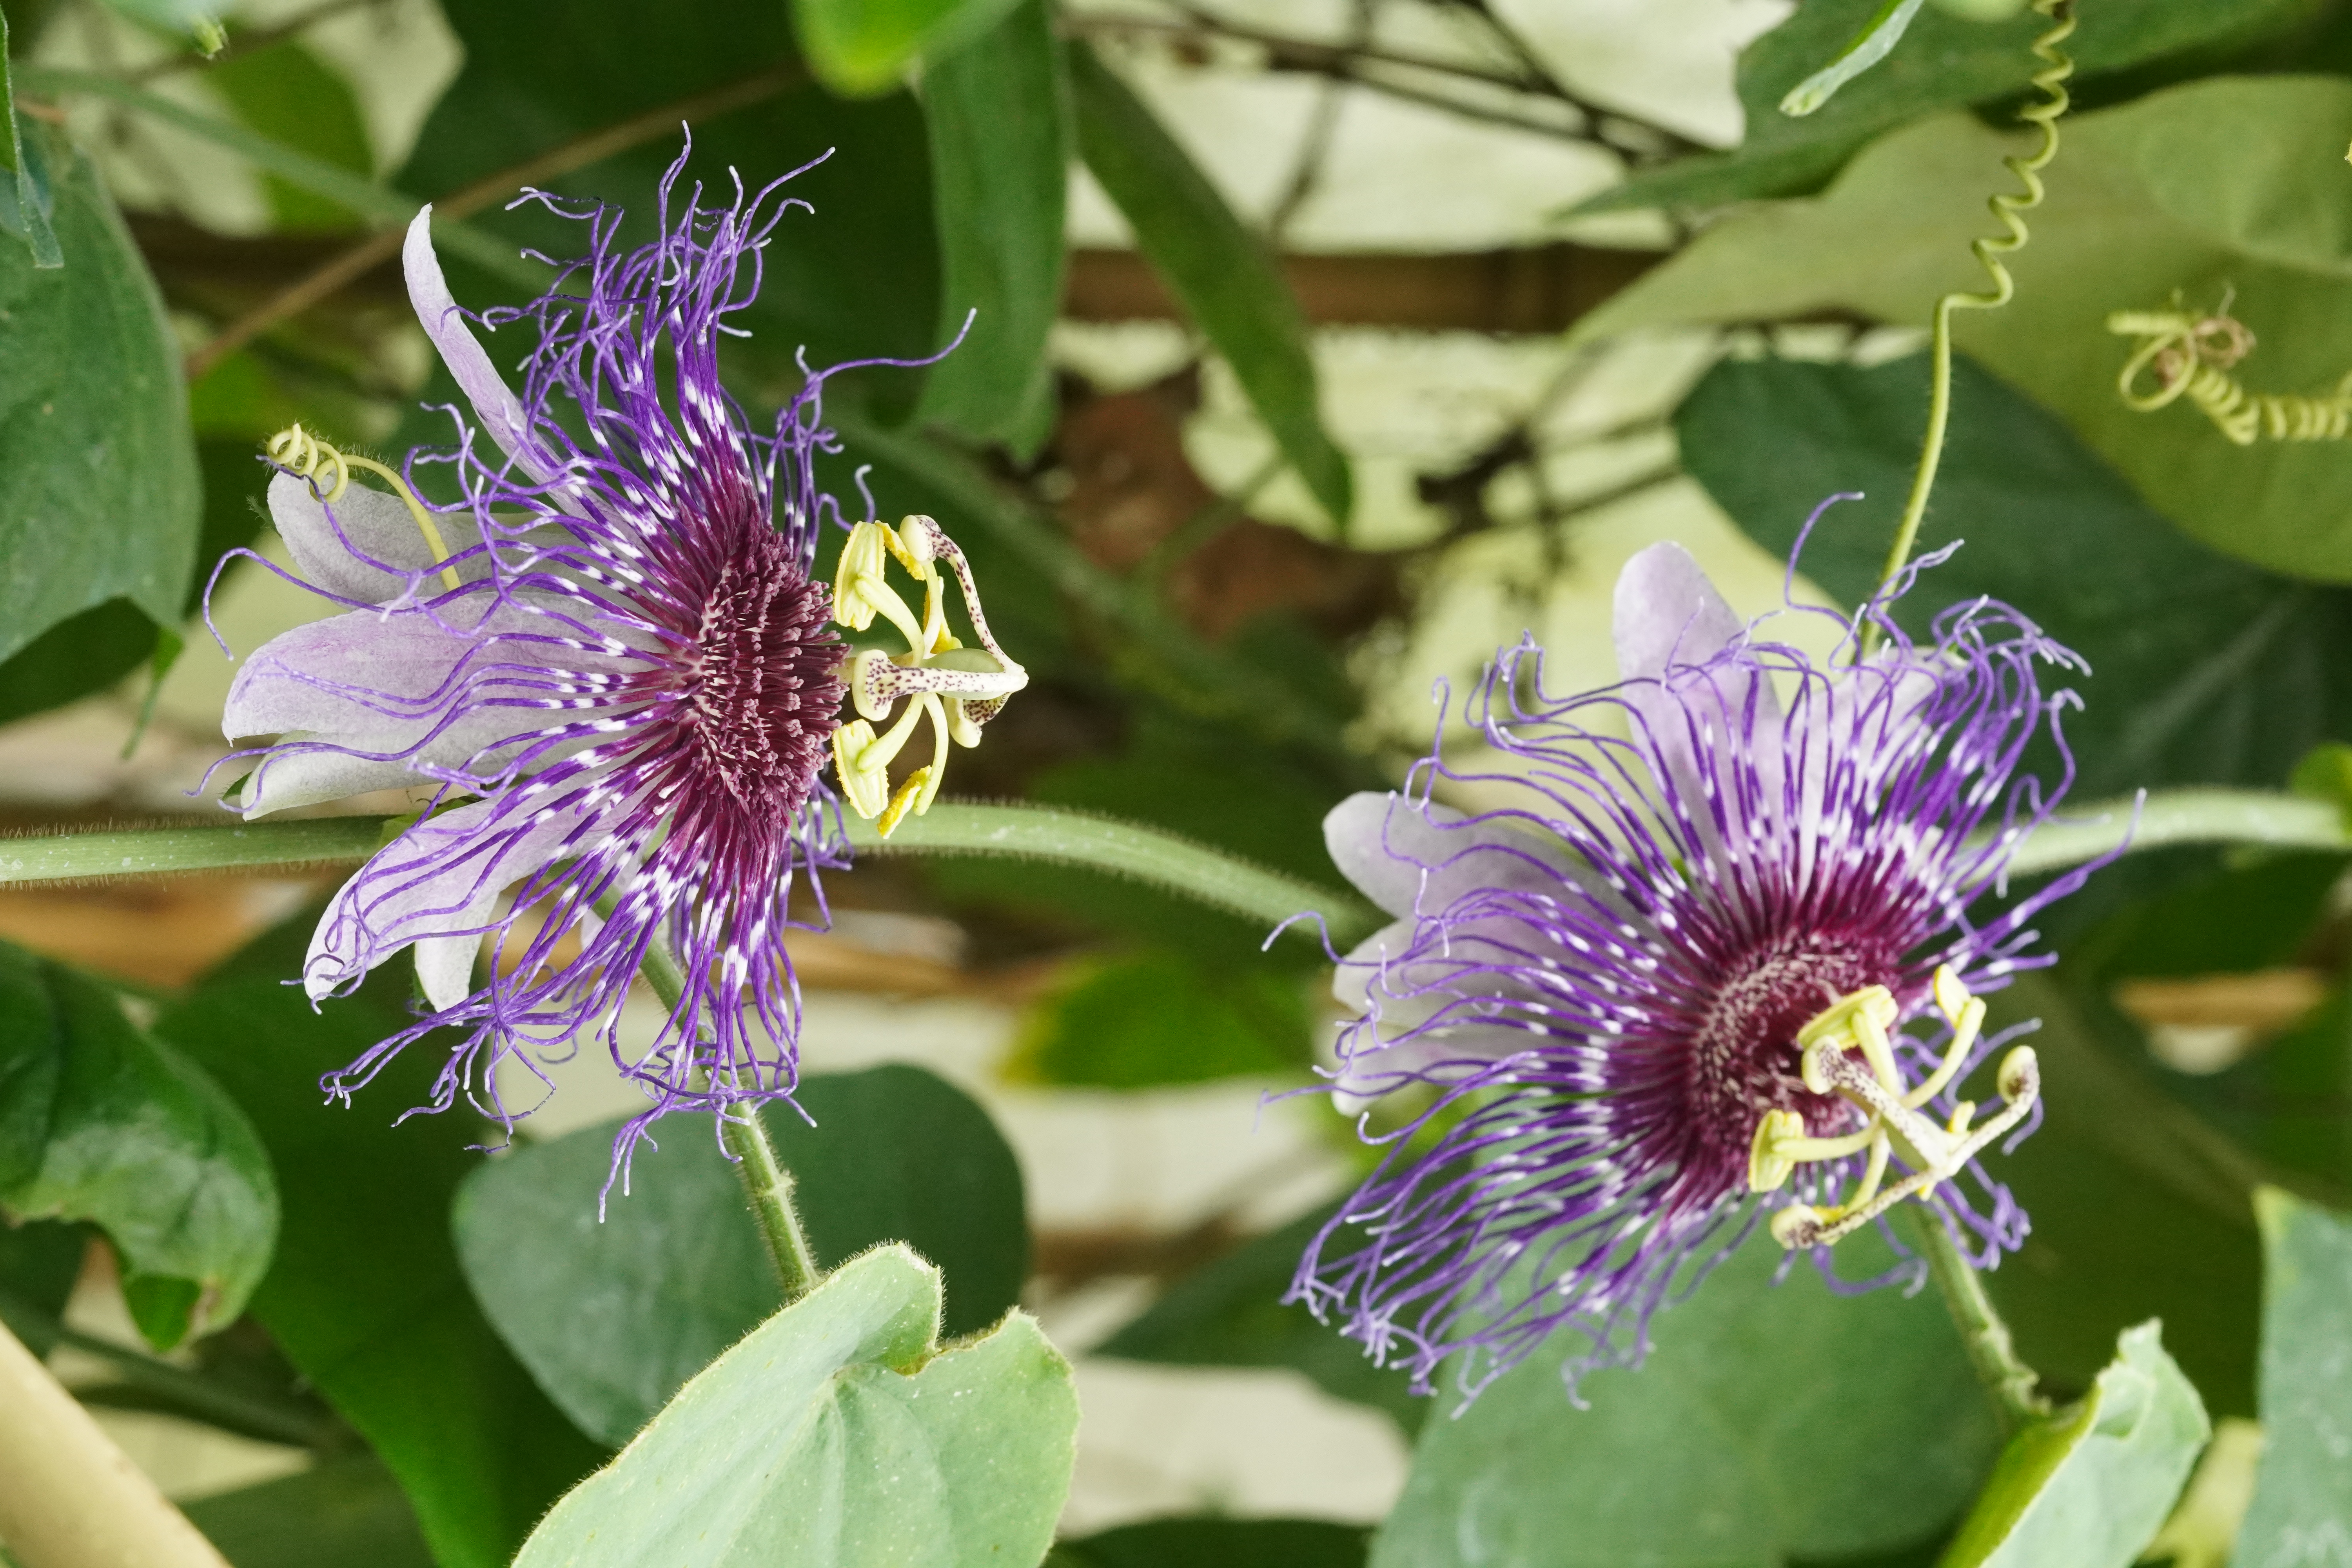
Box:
[1678, 352, 2352, 809]
[0, 11, 62, 267]
[205, 39, 374, 231]
[912, 0, 1067, 456]
[1938, 1323, 2207, 1568]
[2234, 1188, 2352, 1562]
[512, 1245, 1077, 1568]
[0, 1219, 89, 1351]
[1068, 43, 1352, 527]
[159, 914, 605, 1568]
[0, 940, 274, 1350]
[1370, 1228, 1999, 1568]
[0, 124, 199, 662]
[1580, 0, 2307, 214]
[398, 0, 939, 416]
[1009, 950, 1311, 1089]
[789, 0, 1024, 96]
[1977, 974, 2270, 1418]
[184, 1456, 434, 1568]
[1095, 1204, 1423, 1434]
[1576, 78, 2352, 581]
[1051, 1516, 1368, 1568]
[454, 1063, 1028, 1447]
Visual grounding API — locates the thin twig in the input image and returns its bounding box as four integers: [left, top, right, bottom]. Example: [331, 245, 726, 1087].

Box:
[183, 60, 806, 382]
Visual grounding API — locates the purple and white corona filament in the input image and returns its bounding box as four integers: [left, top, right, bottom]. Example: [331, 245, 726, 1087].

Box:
[1291, 537, 2107, 1403]
[212, 152, 1023, 1181]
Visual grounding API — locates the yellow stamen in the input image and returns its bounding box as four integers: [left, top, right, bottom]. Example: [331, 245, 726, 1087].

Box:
[1753, 969, 2042, 1250]
[828, 515, 1027, 837]
[265, 424, 462, 594]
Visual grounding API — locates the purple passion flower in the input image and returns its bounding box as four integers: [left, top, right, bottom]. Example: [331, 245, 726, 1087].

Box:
[212, 155, 1023, 1183]
[1291, 539, 2105, 1403]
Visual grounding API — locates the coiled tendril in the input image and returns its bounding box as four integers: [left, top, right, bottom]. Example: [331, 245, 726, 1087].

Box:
[263, 423, 463, 593]
[1873, 0, 2075, 626]
[2108, 307, 2352, 445]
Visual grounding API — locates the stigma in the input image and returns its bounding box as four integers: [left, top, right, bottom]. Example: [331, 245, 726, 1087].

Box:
[1746, 966, 2040, 1250]
[828, 514, 1027, 837]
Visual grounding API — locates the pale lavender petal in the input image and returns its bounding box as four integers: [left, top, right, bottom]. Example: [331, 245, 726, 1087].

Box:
[270, 471, 485, 606]
[236, 744, 428, 818]
[403, 208, 551, 482]
[1324, 791, 1578, 919]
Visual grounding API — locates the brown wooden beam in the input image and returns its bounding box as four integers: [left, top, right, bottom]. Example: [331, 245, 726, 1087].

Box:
[131, 215, 1661, 337]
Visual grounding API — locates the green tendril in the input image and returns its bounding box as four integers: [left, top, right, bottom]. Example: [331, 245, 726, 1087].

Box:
[1871, 0, 2076, 638]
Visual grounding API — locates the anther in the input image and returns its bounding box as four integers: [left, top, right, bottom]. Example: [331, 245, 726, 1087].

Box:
[1753, 970, 2042, 1250]
[828, 515, 1025, 837]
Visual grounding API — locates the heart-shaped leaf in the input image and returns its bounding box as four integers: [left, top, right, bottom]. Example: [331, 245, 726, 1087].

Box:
[512, 1245, 1077, 1568]
[2232, 1187, 2352, 1562]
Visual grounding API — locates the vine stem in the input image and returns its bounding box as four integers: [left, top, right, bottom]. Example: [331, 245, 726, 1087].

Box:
[4, 790, 2335, 898]
[1902, 1205, 2051, 1433]
[634, 935, 819, 1302]
[1870, 0, 2076, 637]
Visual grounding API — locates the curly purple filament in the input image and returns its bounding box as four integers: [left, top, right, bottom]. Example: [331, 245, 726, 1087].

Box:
[1292, 537, 2110, 1406]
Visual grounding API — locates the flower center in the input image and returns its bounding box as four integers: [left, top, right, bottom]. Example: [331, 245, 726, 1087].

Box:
[1684, 938, 1886, 1159]
[674, 531, 846, 816]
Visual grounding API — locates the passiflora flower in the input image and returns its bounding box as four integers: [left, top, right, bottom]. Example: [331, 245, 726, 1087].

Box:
[1292, 538, 2104, 1403]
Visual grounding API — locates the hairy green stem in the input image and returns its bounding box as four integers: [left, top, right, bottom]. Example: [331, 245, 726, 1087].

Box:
[635, 938, 819, 1301]
[843, 801, 1380, 944]
[5, 790, 2343, 917]
[1902, 1205, 2050, 1432]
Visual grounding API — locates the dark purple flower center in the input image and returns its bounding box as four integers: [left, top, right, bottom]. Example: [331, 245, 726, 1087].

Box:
[666, 528, 845, 819]
[1681, 936, 1891, 1165]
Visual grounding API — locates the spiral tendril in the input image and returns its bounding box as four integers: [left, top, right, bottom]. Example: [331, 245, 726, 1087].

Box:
[1871, 0, 2075, 637]
[263, 423, 463, 593]
[2108, 307, 2352, 445]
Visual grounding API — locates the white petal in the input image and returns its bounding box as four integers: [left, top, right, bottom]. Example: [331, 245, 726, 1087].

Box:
[1323, 791, 1577, 919]
[404, 208, 552, 482]
[270, 471, 485, 606]
[414, 934, 481, 1012]
[236, 744, 426, 819]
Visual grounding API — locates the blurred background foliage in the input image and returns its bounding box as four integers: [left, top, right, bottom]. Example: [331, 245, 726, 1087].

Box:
[9, 0, 2352, 1561]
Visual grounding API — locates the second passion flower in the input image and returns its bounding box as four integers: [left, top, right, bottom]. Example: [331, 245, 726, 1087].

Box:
[1290, 538, 2107, 1404]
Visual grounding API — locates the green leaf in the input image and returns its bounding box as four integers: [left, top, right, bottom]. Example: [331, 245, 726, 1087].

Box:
[2234, 1188, 2352, 1561]
[0, 941, 275, 1350]
[454, 1063, 1028, 1448]
[911, 0, 1066, 456]
[0, 124, 199, 662]
[1052, 1516, 1368, 1568]
[90, 0, 223, 51]
[1678, 352, 2352, 807]
[1370, 1227, 1999, 1568]
[205, 39, 374, 231]
[0, 599, 160, 726]
[1581, 0, 2308, 214]
[158, 914, 606, 1568]
[1780, 0, 1930, 118]
[1009, 950, 1311, 1089]
[0, 11, 63, 267]
[184, 1456, 435, 1568]
[1096, 1204, 1424, 1435]
[790, 0, 1024, 96]
[1067, 43, 1351, 527]
[1577, 78, 2352, 582]
[1938, 1323, 2207, 1568]
[398, 0, 940, 414]
[512, 1245, 1077, 1568]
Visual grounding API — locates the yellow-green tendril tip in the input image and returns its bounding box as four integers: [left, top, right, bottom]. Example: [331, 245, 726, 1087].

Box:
[265, 423, 462, 594]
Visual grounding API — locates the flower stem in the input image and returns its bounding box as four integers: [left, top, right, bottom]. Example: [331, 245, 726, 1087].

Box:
[634, 936, 820, 1302]
[1902, 1203, 2049, 1433]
